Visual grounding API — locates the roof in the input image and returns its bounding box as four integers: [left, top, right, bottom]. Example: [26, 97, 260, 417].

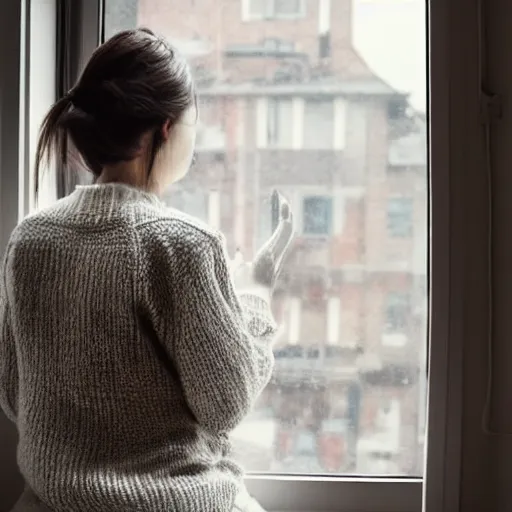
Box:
[198, 77, 405, 98]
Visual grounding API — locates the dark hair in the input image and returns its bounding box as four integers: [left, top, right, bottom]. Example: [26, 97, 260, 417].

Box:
[35, 28, 195, 194]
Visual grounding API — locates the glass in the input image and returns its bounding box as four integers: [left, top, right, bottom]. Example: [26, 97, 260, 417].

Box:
[387, 197, 414, 237]
[105, 0, 428, 477]
[303, 196, 333, 235]
[304, 100, 335, 150]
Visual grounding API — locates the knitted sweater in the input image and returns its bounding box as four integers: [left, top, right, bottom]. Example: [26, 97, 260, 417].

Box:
[0, 183, 276, 512]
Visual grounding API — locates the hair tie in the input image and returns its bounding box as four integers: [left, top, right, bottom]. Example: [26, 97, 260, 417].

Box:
[64, 88, 76, 103]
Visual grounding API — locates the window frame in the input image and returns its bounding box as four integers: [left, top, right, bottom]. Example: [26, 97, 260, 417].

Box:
[5, 0, 461, 511]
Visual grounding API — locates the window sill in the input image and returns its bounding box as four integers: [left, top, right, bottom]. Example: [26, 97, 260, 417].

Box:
[243, 15, 307, 22]
[245, 475, 422, 512]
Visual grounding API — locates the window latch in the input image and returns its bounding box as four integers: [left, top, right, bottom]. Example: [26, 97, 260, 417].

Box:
[480, 90, 502, 125]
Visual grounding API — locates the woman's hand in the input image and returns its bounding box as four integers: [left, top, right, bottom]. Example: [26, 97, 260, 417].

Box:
[232, 191, 294, 300]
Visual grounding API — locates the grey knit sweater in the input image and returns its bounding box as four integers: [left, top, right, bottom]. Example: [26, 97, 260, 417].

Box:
[0, 184, 276, 512]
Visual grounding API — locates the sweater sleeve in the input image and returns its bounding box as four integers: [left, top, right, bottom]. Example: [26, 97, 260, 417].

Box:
[141, 223, 276, 433]
[0, 247, 18, 423]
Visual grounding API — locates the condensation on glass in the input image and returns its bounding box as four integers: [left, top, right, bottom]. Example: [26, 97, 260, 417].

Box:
[105, 0, 428, 477]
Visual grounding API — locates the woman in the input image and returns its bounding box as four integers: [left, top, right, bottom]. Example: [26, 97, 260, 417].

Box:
[0, 28, 293, 512]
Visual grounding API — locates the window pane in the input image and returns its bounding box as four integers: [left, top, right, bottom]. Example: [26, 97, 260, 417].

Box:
[268, 98, 294, 148]
[303, 196, 333, 235]
[388, 197, 414, 237]
[249, 0, 266, 17]
[304, 100, 334, 150]
[383, 292, 410, 347]
[275, 0, 304, 16]
[105, 0, 428, 478]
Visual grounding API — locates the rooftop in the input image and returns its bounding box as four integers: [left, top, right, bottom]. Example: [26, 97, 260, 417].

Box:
[198, 76, 405, 98]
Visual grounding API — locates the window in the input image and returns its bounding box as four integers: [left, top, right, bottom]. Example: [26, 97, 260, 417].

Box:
[387, 197, 413, 237]
[88, 0, 430, 510]
[257, 97, 303, 149]
[247, 0, 266, 19]
[267, 97, 294, 148]
[383, 293, 410, 347]
[304, 100, 334, 150]
[302, 196, 333, 235]
[244, 0, 306, 20]
[358, 398, 402, 474]
[274, 0, 305, 17]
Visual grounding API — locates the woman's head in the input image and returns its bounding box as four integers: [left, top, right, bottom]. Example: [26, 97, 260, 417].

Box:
[36, 28, 197, 196]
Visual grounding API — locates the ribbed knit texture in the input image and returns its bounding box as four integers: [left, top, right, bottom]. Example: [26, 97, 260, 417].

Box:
[0, 183, 276, 512]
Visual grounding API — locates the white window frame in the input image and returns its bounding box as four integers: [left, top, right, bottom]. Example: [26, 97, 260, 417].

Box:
[288, 297, 301, 346]
[242, 0, 307, 22]
[327, 296, 341, 345]
[333, 97, 347, 150]
[0, 0, 470, 511]
[28, 0, 58, 212]
[318, 0, 331, 35]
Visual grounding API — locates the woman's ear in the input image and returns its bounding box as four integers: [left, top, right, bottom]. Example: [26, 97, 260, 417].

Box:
[161, 119, 173, 141]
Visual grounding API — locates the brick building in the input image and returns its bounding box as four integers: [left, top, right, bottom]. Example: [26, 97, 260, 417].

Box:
[105, 0, 427, 474]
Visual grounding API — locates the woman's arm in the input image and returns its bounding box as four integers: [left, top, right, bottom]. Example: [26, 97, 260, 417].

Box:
[139, 221, 276, 434]
[175, 234, 276, 432]
[0, 246, 18, 423]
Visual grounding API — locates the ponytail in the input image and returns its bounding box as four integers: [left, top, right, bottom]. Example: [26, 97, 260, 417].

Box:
[34, 28, 196, 201]
[34, 94, 74, 199]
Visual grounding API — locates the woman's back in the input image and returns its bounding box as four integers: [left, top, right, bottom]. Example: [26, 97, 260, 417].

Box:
[4, 184, 253, 511]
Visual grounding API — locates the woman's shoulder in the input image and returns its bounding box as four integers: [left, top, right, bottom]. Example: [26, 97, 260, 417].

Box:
[135, 207, 225, 260]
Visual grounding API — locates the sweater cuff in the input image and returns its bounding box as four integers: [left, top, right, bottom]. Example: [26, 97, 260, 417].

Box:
[239, 293, 277, 339]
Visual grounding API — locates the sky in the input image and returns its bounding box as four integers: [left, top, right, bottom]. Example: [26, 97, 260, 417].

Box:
[353, 0, 427, 110]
